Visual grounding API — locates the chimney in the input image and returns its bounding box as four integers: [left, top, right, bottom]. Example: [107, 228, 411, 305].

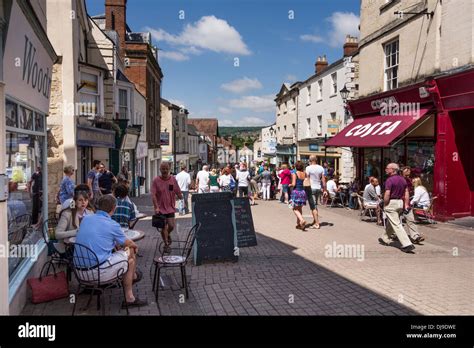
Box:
[315, 55, 328, 74]
[105, 0, 127, 53]
[343, 35, 358, 57]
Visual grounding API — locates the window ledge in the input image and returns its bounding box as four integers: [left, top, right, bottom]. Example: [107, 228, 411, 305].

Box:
[330, 94, 337, 98]
[316, 99, 323, 103]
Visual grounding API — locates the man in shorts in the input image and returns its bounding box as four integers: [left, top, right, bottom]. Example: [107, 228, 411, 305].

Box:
[151, 162, 183, 252]
[305, 155, 326, 229]
[74, 194, 146, 308]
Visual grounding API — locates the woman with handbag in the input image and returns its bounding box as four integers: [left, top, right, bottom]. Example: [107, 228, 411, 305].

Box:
[55, 191, 94, 253]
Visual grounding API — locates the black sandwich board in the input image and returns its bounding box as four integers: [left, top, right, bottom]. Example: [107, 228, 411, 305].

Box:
[192, 192, 238, 265]
[233, 197, 257, 247]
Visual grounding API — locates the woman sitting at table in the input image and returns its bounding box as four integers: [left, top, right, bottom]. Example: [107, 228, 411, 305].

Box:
[410, 177, 431, 209]
[112, 184, 136, 227]
[55, 191, 94, 252]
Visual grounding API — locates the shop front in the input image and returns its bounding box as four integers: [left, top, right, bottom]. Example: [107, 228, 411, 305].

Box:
[298, 139, 343, 175]
[276, 144, 296, 166]
[2, 0, 57, 314]
[326, 69, 474, 221]
[76, 125, 116, 183]
[120, 128, 140, 197]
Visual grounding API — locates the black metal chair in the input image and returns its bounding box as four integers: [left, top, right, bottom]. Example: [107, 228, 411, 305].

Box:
[8, 214, 31, 245]
[40, 219, 73, 279]
[70, 242, 129, 315]
[152, 223, 201, 301]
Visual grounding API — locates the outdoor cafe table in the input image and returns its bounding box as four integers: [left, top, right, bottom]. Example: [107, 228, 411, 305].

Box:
[64, 228, 145, 244]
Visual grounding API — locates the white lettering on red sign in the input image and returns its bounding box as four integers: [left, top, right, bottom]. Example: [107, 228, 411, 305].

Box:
[344, 121, 402, 138]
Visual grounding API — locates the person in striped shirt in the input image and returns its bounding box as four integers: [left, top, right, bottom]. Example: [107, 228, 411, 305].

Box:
[112, 184, 136, 227]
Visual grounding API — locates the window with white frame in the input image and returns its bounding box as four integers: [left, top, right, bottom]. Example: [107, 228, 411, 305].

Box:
[284, 125, 287, 135]
[306, 85, 311, 105]
[79, 71, 101, 116]
[118, 89, 129, 119]
[317, 80, 323, 100]
[306, 118, 311, 138]
[384, 39, 399, 91]
[284, 102, 287, 114]
[317, 115, 322, 135]
[331, 73, 337, 95]
[330, 112, 336, 121]
[292, 97, 296, 110]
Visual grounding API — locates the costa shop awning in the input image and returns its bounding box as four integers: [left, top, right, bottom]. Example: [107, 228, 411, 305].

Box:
[324, 108, 432, 148]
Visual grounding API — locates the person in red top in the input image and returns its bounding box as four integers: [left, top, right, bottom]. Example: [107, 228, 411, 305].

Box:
[151, 162, 183, 252]
[278, 164, 292, 204]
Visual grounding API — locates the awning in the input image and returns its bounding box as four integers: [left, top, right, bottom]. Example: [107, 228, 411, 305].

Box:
[325, 108, 432, 148]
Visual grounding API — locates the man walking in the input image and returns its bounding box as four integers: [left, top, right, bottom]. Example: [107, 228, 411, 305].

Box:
[87, 160, 102, 208]
[176, 164, 191, 214]
[151, 162, 183, 253]
[99, 163, 117, 195]
[305, 155, 326, 229]
[196, 165, 210, 193]
[379, 163, 416, 253]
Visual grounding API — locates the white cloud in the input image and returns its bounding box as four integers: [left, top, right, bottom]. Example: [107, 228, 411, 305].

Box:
[159, 51, 189, 61]
[300, 12, 359, 48]
[228, 95, 275, 112]
[221, 77, 263, 94]
[146, 16, 251, 56]
[220, 116, 268, 127]
[326, 12, 359, 47]
[300, 34, 324, 43]
[218, 107, 232, 114]
[285, 74, 297, 83]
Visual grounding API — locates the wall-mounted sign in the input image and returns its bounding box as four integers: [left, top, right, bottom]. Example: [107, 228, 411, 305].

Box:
[160, 132, 170, 146]
[309, 144, 319, 151]
[121, 132, 139, 150]
[76, 126, 115, 148]
[327, 121, 340, 135]
[4, 0, 55, 114]
[136, 142, 148, 159]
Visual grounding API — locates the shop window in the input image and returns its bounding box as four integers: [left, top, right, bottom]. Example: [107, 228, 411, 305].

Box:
[6, 100, 18, 127]
[384, 39, 399, 91]
[407, 141, 435, 193]
[6, 132, 45, 277]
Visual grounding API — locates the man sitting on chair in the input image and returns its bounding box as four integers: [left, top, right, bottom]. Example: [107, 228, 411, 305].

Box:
[363, 177, 383, 225]
[75, 194, 147, 308]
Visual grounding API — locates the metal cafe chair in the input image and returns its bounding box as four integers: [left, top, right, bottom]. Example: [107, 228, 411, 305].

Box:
[357, 194, 378, 222]
[69, 242, 129, 315]
[152, 223, 201, 302]
[40, 219, 72, 279]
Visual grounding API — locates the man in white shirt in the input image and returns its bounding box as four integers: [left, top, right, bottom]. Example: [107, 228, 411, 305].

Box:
[305, 155, 326, 229]
[175, 165, 191, 214]
[236, 163, 250, 197]
[196, 165, 210, 193]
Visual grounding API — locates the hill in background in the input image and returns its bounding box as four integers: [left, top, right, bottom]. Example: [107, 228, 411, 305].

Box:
[218, 126, 265, 149]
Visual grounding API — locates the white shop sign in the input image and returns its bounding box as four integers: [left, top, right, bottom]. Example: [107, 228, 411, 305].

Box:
[4, 0, 54, 114]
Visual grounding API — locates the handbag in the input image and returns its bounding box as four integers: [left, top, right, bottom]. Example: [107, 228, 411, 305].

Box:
[152, 213, 166, 229]
[27, 271, 69, 304]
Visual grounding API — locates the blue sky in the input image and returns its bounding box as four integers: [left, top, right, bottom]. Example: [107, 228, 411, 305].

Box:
[86, 0, 360, 126]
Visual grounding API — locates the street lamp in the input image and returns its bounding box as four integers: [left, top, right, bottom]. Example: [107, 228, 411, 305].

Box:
[269, 126, 275, 136]
[339, 85, 350, 103]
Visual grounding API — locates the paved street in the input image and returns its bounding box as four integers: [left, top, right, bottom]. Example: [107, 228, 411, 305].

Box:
[22, 194, 474, 316]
